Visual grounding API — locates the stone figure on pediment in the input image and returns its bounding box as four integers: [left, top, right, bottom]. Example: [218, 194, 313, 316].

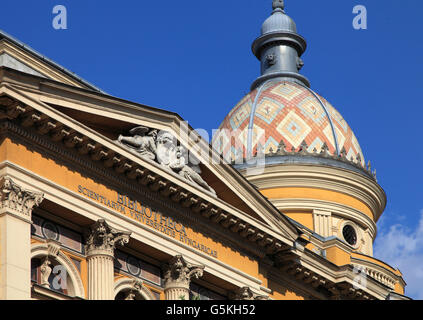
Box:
[119, 127, 216, 195]
[156, 132, 216, 195]
[118, 126, 158, 161]
[170, 146, 216, 195]
[155, 131, 178, 166]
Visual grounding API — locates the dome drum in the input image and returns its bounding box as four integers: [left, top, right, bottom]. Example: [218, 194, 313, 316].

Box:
[232, 152, 376, 182]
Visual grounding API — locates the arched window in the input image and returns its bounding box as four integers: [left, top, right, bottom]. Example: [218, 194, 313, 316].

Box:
[114, 278, 157, 300]
[31, 242, 85, 299]
[115, 289, 146, 300]
[31, 257, 69, 295]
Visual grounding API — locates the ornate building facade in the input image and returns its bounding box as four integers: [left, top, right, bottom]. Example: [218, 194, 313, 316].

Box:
[0, 1, 410, 300]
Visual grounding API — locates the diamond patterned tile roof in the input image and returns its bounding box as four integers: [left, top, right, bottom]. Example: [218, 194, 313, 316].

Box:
[214, 81, 365, 167]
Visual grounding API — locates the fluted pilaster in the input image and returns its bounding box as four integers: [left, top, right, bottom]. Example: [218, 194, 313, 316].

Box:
[0, 177, 44, 300]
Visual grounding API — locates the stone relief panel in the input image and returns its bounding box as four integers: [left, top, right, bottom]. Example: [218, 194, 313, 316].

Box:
[117, 126, 216, 196]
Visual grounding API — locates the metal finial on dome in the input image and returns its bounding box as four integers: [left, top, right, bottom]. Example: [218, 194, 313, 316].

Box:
[273, 0, 285, 11]
[251, 0, 309, 89]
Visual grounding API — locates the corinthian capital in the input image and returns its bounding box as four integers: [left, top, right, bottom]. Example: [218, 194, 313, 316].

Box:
[163, 255, 204, 290]
[0, 177, 44, 218]
[85, 219, 131, 255]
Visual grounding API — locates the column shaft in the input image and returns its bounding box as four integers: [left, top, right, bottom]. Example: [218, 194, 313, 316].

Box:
[87, 253, 115, 300]
[0, 213, 31, 299]
[165, 287, 190, 300]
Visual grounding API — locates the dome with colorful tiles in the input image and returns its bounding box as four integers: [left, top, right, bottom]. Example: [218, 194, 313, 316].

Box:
[213, 1, 368, 171]
[214, 80, 365, 167]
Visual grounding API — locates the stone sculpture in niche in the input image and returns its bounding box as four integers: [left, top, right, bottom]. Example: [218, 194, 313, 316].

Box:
[40, 258, 52, 288]
[117, 127, 216, 196]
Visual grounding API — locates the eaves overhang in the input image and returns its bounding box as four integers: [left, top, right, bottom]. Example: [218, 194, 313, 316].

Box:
[0, 30, 106, 94]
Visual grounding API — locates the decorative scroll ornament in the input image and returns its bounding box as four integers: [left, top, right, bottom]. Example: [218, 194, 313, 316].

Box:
[118, 127, 216, 195]
[163, 255, 205, 289]
[233, 287, 269, 300]
[0, 177, 44, 216]
[85, 219, 131, 254]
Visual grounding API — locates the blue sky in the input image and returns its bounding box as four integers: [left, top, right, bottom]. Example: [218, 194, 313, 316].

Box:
[1, 0, 422, 299]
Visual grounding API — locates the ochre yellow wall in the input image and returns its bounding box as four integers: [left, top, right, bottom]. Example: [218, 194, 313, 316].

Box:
[307, 242, 352, 267]
[395, 282, 405, 295]
[325, 246, 351, 266]
[63, 250, 88, 298]
[268, 280, 305, 300]
[284, 211, 314, 231]
[260, 187, 374, 221]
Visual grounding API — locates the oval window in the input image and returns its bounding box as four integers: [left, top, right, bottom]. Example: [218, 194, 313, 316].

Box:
[343, 225, 357, 246]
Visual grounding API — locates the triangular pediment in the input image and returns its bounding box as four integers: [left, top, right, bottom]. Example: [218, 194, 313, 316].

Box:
[0, 62, 301, 250]
[0, 30, 103, 93]
[0, 52, 47, 78]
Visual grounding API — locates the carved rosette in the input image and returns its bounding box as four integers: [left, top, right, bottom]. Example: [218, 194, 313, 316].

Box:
[0, 177, 44, 220]
[162, 255, 204, 300]
[85, 219, 131, 256]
